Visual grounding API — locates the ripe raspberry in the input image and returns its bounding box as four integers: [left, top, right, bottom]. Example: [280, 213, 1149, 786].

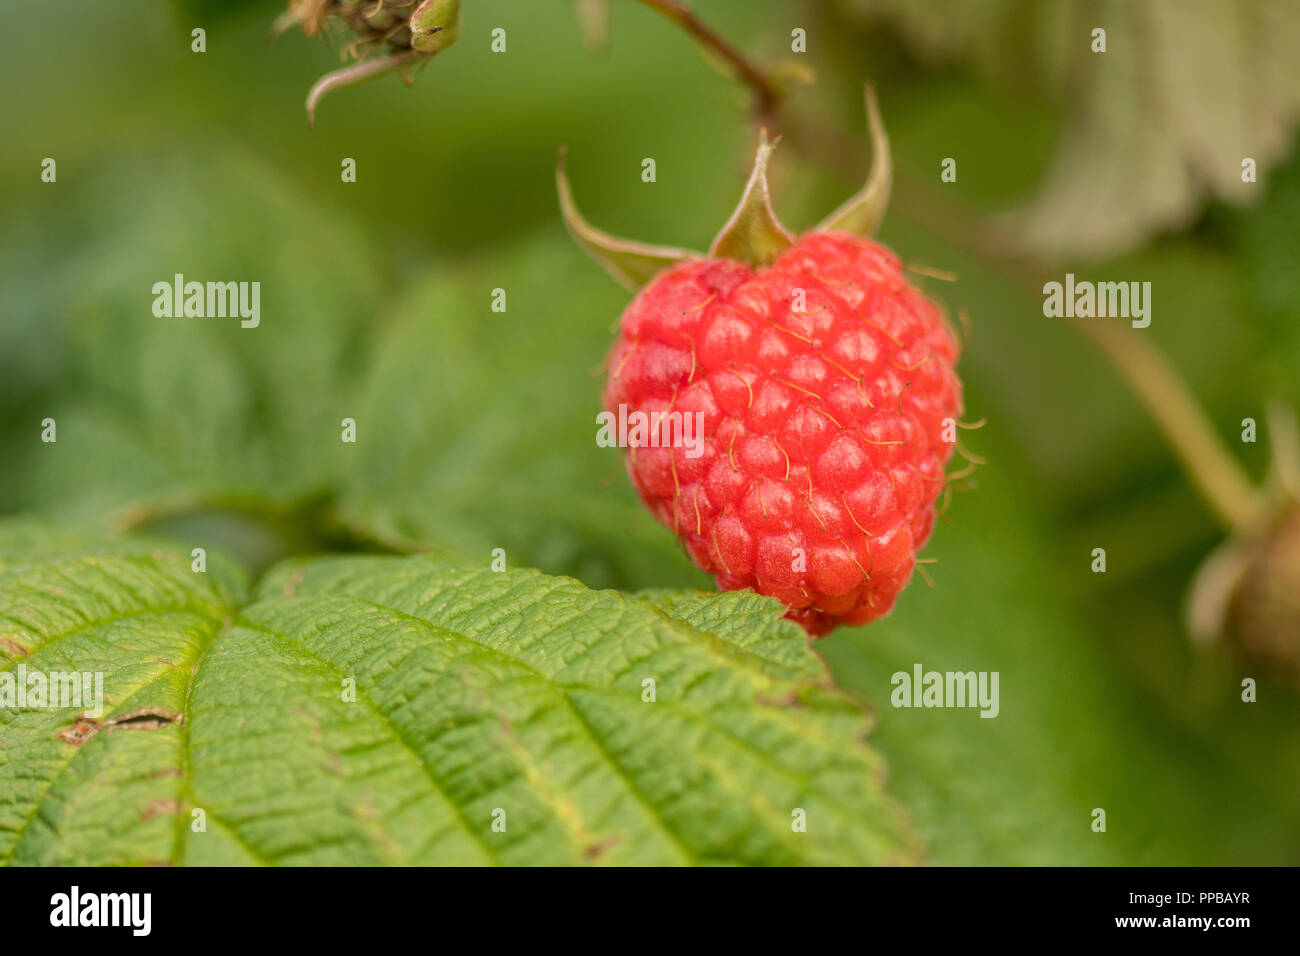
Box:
[561, 88, 965, 635]
[604, 233, 961, 634]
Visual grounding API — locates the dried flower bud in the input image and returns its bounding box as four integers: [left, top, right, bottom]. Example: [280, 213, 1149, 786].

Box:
[279, 0, 462, 125]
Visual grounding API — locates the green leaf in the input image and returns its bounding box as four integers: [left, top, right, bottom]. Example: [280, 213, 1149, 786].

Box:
[1, 152, 382, 527]
[0, 524, 918, 866]
[0, 524, 246, 866]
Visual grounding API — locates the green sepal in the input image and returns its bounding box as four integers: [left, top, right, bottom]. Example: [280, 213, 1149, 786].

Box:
[556, 148, 703, 290]
[816, 85, 892, 236]
[708, 129, 795, 267]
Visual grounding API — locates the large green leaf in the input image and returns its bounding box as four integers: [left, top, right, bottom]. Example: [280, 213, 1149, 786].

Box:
[0, 525, 917, 866]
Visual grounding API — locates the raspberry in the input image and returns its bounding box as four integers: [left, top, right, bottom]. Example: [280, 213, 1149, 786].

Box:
[561, 88, 965, 635]
[604, 233, 961, 634]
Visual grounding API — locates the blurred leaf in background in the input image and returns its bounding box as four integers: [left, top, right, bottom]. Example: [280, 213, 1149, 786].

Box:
[843, 0, 1300, 260]
[0, 153, 380, 523]
[1221, 145, 1300, 393]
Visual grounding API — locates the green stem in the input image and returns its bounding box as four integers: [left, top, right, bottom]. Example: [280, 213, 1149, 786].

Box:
[630, 0, 780, 123]
[1079, 321, 1265, 532]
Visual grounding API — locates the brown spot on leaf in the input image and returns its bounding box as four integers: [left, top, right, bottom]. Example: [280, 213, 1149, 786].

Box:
[59, 717, 101, 746]
[281, 567, 307, 598]
[755, 690, 801, 707]
[60, 708, 183, 746]
[141, 798, 181, 822]
[104, 707, 183, 732]
[0, 637, 28, 660]
[582, 834, 622, 860]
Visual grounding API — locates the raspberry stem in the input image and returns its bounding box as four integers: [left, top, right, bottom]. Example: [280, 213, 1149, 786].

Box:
[631, 0, 781, 125]
[1080, 322, 1265, 532]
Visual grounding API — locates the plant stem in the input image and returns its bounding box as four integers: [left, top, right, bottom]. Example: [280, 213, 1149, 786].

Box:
[631, 0, 780, 124]
[1078, 321, 1265, 532]
[891, 166, 1266, 533]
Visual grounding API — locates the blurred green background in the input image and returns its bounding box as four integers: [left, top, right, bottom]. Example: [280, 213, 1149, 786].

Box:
[2, 0, 1298, 864]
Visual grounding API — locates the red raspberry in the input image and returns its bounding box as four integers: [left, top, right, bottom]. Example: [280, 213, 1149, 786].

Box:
[604, 233, 961, 634]
[563, 89, 965, 634]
